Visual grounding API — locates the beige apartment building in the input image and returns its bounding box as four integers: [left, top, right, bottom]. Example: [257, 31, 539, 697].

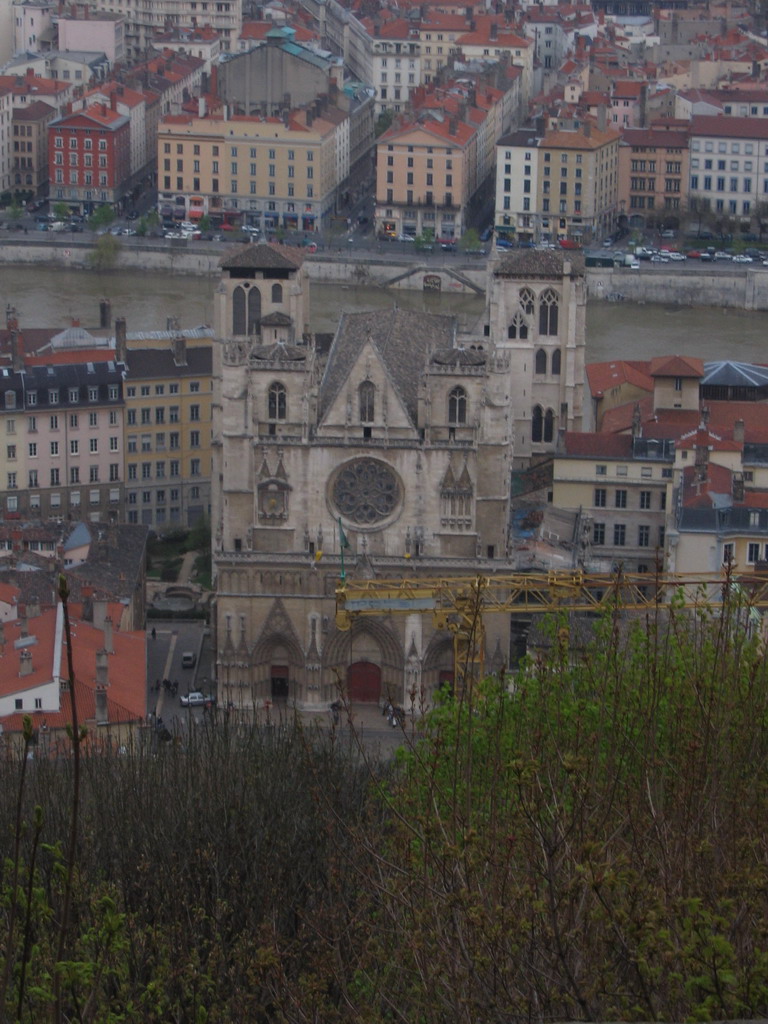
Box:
[618, 123, 690, 231]
[157, 105, 342, 232]
[375, 116, 472, 239]
[12, 99, 55, 200]
[495, 119, 619, 244]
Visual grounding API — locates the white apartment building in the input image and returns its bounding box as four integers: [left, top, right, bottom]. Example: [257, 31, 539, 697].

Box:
[688, 115, 768, 223]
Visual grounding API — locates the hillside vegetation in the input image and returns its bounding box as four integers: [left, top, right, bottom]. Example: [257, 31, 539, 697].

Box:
[2, 594, 768, 1022]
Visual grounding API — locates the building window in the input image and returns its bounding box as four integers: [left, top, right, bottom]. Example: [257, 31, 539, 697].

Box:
[593, 522, 605, 545]
[359, 381, 375, 423]
[448, 386, 467, 425]
[535, 348, 547, 374]
[615, 489, 627, 508]
[507, 314, 528, 339]
[594, 488, 606, 507]
[268, 382, 287, 420]
[640, 490, 651, 509]
[539, 289, 559, 336]
[613, 524, 626, 546]
[638, 525, 650, 547]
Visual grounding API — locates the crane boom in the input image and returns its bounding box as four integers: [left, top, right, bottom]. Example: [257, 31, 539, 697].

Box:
[335, 570, 768, 689]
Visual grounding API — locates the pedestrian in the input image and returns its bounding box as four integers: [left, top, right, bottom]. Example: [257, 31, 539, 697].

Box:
[330, 700, 340, 726]
[151, 626, 156, 640]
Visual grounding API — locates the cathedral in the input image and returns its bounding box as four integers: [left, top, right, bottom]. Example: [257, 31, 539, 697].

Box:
[211, 244, 586, 709]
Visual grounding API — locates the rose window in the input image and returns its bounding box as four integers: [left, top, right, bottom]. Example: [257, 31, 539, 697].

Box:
[332, 459, 401, 525]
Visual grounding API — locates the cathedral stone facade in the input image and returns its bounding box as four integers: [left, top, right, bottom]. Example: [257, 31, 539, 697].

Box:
[211, 244, 585, 710]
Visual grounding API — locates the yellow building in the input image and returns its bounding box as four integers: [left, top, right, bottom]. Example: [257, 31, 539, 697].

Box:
[157, 105, 344, 233]
[118, 320, 213, 529]
[551, 431, 673, 573]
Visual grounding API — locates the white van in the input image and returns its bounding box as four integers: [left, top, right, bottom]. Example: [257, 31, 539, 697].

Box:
[181, 651, 197, 668]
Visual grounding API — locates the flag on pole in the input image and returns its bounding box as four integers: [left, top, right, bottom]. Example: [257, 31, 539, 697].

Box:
[338, 517, 350, 581]
[338, 517, 350, 550]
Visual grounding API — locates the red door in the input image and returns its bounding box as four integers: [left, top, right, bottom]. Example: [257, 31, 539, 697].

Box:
[347, 661, 382, 702]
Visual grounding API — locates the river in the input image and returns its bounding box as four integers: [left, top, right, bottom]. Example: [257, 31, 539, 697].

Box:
[1, 265, 767, 364]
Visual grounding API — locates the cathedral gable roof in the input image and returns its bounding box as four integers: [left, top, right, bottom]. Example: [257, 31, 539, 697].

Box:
[318, 307, 456, 425]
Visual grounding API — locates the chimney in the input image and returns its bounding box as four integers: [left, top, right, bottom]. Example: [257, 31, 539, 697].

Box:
[115, 317, 127, 362]
[198, 94, 206, 118]
[19, 650, 33, 677]
[92, 596, 108, 630]
[449, 116, 458, 135]
[583, 121, 591, 138]
[10, 329, 23, 372]
[99, 298, 112, 328]
[19, 604, 28, 637]
[597, 104, 607, 131]
[734, 418, 745, 443]
[103, 615, 114, 654]
[96, 648, 109, 686]
[173, 334, 187, 366]
[733, 472, 745, 502]
[95, 685, 108, 725]
[27, 595, 41, 618]
[110, 91, 117, 111]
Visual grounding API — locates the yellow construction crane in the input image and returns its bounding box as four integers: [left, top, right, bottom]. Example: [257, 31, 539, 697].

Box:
[335, 570, 768, 690]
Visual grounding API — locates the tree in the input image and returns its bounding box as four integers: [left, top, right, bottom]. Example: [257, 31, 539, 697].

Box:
[7, 201, 23, 225]
[459, 226, 481, 251]
[375, 110, 394, 137]
[87, 205, 115, 232]
[86, 233, 121, 270]
[687, 192, 715, 238]
[53, 201, 70, 222]
[198, 213, 212, 233]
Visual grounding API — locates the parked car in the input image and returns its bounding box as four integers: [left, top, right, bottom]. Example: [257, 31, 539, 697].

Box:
[480, 226, 493, 241]
[397, 233, 415, 242]
[495, 239, 514, 249]
[441, 241, 457, 251]
[667, 252, 687, 261]
[732, 254, 753, 263]
[179, 691, 216, 708]
[713, 251, 732, 261]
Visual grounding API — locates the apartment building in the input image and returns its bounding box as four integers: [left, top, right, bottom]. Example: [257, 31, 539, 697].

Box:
[375, 115, 472, 239]
[48, 101, 131, 213]
[87, 0, 241, 59]
[552, 432, 673, 573]
[122, 329, 213, 529]
[57, 10, 126, 65]
[618, 123, 690, 230]
[12, 100, 56, 201]
[70, 82, 153, 187]
[0, 330, 125, 523]
[688, 115, 768, 225]
[495, 119, 619, 244]
[157, 104, 342, 231]
[0, 85, 13, 200]
[362, 13, 421, 116]
[418, 12, 467, 84]
[453, 17, 533, 107]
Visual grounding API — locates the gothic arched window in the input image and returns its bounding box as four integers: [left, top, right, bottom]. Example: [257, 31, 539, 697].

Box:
[539, 288, 559, 336]
[247, 287, 262, 335]
[519, 288, 535, 316]
[544, 408, 555, 443]
[448, 386, 467, 425]
[268, 382, 287, 420]
[507, 313, 528, 339]
[271, 283, 283, 304]
[359, 381, 375, 423]
[233, 285, 246, 336]
[535, 348, 547, 375]
[552, 349, 562, 376]
[531, 405, 543, 443]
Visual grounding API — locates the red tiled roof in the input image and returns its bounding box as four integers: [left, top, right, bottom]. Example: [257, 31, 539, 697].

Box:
[680, 462, 733, 508]
[587, 359, 653, 397]
[648, 355, 704, 378]
[561, 431, 634, 457]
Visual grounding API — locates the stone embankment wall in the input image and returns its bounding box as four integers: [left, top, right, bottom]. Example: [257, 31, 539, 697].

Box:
[3, 238, 768, 309]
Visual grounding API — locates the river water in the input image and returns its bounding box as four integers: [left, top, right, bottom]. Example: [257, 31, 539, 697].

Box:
[2, 265, 767, 364]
